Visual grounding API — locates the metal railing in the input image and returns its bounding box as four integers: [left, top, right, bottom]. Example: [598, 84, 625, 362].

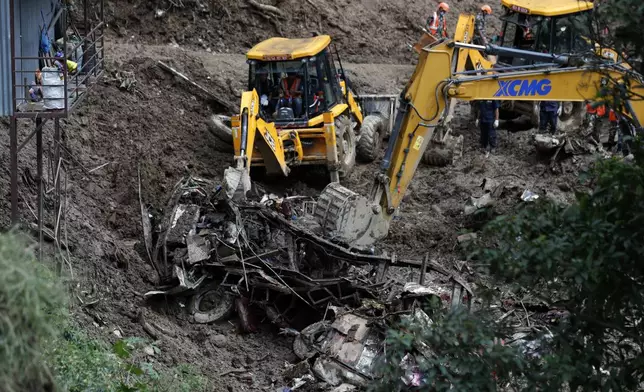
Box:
[11, 1, 105, 118]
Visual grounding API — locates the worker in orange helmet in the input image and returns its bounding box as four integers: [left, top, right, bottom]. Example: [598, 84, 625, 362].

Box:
[474, 5, 493, 45]
[427, 2, 450, 38]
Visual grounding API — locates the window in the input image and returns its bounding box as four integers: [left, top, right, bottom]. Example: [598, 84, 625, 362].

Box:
[249, 60, 307, 120]
[553, 11, 593, 54]
[325, 48, 343, 102]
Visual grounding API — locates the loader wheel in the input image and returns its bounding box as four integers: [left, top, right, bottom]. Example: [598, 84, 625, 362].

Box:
[335, 115, 356, 178]
[357, 115, 386, 163]
[213, 139, 234, 153]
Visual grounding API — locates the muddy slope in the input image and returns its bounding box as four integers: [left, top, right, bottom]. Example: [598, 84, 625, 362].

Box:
[105, 0, 503, 64]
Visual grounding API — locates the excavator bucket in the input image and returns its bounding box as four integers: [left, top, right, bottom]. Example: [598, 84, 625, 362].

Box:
[422, 125, 464, 167]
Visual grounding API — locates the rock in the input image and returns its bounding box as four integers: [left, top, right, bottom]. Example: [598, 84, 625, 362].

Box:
[332, 384, 358, 392]
[143, 346, 155, 356]
[464, 193, 494, 215]
[212, 334, 228, 348]
[431, 205, 443, 215]
[556, 182, 571, 192]
[112, 329, 122, 338]
[457, 233, 477, 244]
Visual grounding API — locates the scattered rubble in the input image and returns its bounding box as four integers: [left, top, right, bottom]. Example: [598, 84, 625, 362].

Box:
[139, 173, 477, 387]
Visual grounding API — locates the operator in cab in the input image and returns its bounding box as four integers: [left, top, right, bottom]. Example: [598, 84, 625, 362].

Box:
[474, 5, 492, 45]
[426, 2, 449, 38]
[539, 101, 561, 133]
[277, 71, 303, 118]
[475, 100, 500, 155]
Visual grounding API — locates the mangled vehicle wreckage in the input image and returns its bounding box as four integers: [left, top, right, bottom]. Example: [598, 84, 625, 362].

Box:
[142, 175, 472, 387]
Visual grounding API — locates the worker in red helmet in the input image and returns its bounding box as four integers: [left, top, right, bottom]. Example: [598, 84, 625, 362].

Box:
[427, 2, 450, 38]
[474, 4, 493, 45]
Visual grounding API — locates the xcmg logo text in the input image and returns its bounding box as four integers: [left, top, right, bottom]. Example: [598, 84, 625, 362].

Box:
[494, 79, 552, 97]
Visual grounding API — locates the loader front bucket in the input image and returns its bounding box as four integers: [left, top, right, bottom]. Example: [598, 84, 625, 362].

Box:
[413, 32, 438, 54]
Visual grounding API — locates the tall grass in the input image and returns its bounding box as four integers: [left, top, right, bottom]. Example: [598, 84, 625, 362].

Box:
[0, 232, 65, 392]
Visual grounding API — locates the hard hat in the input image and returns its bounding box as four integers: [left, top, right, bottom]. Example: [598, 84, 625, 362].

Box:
[481, 5, 492, 14]
[438, 2, 449, 12]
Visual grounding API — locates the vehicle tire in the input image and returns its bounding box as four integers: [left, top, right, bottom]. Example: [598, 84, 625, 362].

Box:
[422, 147, 452, 167]
[189, 283, 235, 324]
[213, 139, 234, 153]
[335, 115, 356, 178]
[207, 115, 233, 143]
[357, 115, 386, 163]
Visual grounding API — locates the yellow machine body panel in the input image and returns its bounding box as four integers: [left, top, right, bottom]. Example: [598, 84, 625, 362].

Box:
[308, 103, 348, 127]
[235, 90, 290, 175]
[452, 14, 495, 72]
[247, 35, 332, 61]
[501, 0, 593, 16]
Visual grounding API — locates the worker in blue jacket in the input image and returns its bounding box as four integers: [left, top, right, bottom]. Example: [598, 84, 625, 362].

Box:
[476, 100, 500, 154]
[539, 101, 562, 133]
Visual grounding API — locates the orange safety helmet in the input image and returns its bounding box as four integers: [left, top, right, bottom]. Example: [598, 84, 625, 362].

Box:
[438, 2, 450, 12]
[481, 5, 492, 14]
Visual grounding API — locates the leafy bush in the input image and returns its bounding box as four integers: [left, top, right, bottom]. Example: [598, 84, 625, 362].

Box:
[0, 232, 66, 392]
[373, 151, 644, 390]
[470, 150, 644, 390]
[372, 306, 526, 392]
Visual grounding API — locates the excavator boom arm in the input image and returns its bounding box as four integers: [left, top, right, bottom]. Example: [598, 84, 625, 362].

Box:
[317, 40, 644, 248]
[381, 43, 644, 217]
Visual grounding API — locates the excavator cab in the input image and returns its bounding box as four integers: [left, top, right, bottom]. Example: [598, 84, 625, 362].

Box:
[487, 0, 597, 125]
[497, 1, 594, 66]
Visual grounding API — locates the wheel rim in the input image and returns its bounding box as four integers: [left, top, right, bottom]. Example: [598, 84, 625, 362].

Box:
[191, 285, 234, 324]
[342, 131, 352, 165]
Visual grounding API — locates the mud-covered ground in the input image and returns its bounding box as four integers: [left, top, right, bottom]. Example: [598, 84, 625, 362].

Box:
[0, 1, 595, 390]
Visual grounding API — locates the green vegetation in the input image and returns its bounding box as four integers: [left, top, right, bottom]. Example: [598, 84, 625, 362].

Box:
[373, 148, 644, 390]
[0, 232, 210, 392]
[373, 2, 644, 388]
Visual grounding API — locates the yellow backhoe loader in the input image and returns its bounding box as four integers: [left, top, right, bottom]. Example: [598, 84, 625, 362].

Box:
[314, 39, 644, 248]
[230, 35, 396, 188]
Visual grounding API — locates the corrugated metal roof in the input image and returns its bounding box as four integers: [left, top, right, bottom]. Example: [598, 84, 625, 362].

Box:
[0, 0, 14, 116]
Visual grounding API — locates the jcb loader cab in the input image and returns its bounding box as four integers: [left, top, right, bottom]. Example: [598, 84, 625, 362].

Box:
[231, 35, 393, 184]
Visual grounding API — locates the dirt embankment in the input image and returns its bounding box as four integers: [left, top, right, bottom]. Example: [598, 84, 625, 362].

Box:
[105, 0, 504, 64]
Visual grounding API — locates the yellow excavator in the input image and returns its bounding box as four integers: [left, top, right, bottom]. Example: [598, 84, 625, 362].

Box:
[416, 0, 629, 127]
[314, 38, 644, 248]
